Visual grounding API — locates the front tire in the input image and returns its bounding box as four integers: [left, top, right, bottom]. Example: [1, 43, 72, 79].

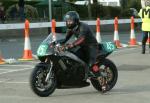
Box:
[30, 64, 57, 97]
[90, 59, 118, 92]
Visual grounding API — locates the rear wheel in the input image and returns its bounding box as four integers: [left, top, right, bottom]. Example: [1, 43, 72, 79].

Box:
[90, 59, 118, 92]
[30, 64, 57, 97]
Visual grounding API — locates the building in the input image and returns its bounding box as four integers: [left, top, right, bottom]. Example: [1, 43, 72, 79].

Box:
[74, 0, 88, 5]
[75, 0, 121, 7]
[98, 0, 121, 6]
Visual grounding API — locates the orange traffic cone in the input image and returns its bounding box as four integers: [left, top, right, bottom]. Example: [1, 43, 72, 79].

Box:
[96, 18, 102, 43]
[114, 17, 122, 48]
[0, 50, 5, 64]
[51, 19, 56, 41]
[146, 33, 150, 44]
[19, 19, 33, 61]
[128, 16, 138, 47]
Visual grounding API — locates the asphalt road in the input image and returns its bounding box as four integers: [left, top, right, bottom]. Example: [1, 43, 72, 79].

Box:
[0, 47, 150, 103]
[0, 32, 150, 103]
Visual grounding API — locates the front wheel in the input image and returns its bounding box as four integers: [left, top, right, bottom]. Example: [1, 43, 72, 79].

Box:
[30, 64, 57, 97]
[90, 59, 118, 92]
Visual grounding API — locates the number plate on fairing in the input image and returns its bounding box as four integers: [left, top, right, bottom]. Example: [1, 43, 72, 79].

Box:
[37, 44, 49, 56]
[101, 42, 116, 52]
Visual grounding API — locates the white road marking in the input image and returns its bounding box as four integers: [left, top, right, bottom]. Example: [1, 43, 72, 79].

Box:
[115, 47, 137, 52]
[113, 47, 139, 55]
[0, 81, 28, 84]
[0, 69, 12, 70]
[0, 64, 34, 68]
[0, 67, 32, 75]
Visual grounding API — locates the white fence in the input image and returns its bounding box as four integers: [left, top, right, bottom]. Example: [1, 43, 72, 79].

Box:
[0, 18, 142, 30]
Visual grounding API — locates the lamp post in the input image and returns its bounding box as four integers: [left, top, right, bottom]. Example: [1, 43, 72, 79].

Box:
[48, 0, 52, 21]
[88, 0, 92, 19]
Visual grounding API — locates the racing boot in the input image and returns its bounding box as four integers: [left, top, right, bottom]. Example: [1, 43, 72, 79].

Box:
[80, 65, 90, 86]
[80, 80, 90, 87]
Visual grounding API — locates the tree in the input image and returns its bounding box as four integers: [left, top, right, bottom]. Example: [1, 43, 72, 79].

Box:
[120, 0, 128, 9]
[129, 0, 141, 10]
[18, 0, 25, 8]
[18, 0, 25, 20]
[6, 0, 39, 21]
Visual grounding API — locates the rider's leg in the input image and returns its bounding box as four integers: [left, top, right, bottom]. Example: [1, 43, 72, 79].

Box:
[88, 46, 100, 76]
[72, 47, 90, 86]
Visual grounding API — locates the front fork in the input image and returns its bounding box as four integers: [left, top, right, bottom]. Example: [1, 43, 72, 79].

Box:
[98, 77, 107, 93]
[97, 66, 108, 93]
[45, 60, 53, 82]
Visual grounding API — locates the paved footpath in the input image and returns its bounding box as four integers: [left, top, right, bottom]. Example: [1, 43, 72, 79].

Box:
[0, 47, 150, 103]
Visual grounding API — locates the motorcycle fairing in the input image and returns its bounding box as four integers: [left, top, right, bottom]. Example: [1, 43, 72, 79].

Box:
[59, 51, 86, 66]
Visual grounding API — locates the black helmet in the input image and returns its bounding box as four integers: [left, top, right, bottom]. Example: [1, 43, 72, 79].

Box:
[64, 11, 80, 29]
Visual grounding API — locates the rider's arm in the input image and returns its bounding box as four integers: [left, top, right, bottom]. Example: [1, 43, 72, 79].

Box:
[61, 29, 73, 44]
[72, 36, 85, 47]
[73, 25, 89, 46]
[72, 25, 87, 47]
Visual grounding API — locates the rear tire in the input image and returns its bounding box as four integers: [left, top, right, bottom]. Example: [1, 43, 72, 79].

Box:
[90, 59, 118, 92]
[30, 65, 57, 97]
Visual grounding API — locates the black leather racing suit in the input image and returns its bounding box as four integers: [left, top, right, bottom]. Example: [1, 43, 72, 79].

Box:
[62, 22, 98, 67]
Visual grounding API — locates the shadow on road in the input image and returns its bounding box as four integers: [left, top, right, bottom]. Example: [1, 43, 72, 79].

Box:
[118, 64, 150, 71]
[110, 84, 150, 95]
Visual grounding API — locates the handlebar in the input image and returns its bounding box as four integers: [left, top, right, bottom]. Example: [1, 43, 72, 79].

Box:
[55, 43, 69, 53]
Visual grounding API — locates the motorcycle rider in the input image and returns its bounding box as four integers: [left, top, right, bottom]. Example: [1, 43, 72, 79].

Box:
[60, 11, 100, 85]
